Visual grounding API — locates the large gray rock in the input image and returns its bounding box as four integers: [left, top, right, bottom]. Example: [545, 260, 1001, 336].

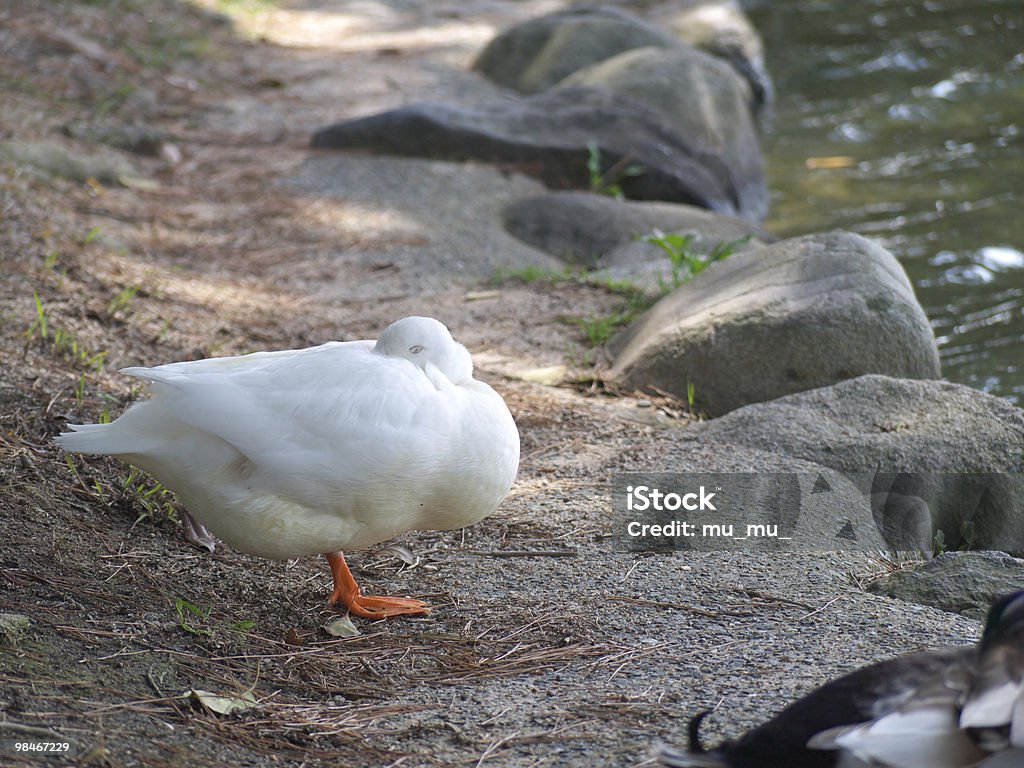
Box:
[866, 551, 1024, 620]
[615, 467, 888, 555]
[694, 374, 1024, 474]
[647, 0, 772, 108]
[502, 191, 768, 268]
[473, 4, 771, 110]
[473, 6, 679, 95]
[616, 440, 889, 555]
[691, 374, 1024, 552]
[557, 45, 765, 220]
[608, 231, 940, 414]
[312, 87, 753, 217]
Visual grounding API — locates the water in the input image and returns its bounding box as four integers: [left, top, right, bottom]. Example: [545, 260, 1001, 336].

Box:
[745, 0, 1024, 401]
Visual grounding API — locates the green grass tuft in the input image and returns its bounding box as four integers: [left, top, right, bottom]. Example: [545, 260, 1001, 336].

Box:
[640, 230, 752, 291]
[174, 597, 212, 636]
[25, 291, 108, 371]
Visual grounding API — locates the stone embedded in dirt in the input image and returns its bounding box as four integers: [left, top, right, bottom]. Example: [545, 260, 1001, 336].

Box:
[690, 374, 1024, 553]
[0, 140, 142, 185]
[61, 121, 166, 156]
[312, 86, 750, 218]
[607, 231, 940, 414]
[866, 551, 1024, 620]
[556, 44, 766, 221]
[502, 191, 766, 269]
[472, 6, 680, 95]
[647, 0, 772, 108]
[0, 613, 30, 644]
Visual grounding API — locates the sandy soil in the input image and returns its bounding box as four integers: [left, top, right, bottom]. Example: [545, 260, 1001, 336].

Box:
[0, 2, 983, 767]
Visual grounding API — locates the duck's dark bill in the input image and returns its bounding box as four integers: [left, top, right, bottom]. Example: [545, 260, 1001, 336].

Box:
[610, 471, 1024, 554]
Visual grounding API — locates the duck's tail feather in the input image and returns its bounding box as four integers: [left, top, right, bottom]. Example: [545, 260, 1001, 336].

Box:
[689, 710, 712, 753]
[55, 401, 165, 456]
[56, 422, 141, 455]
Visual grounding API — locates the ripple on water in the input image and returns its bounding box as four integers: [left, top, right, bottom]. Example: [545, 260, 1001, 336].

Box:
[748, 0, 1024, 399]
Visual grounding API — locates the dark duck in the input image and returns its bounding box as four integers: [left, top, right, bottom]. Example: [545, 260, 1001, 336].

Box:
[660, 590, 1024, 768]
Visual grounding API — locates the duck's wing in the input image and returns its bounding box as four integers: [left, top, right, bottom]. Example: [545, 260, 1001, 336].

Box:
[123, 341, 463, 503]
[124, 341, 374, 377]
[808, 702, 986, 768]
[960, 643, 1024, 750]
[807, 656, 987, 768]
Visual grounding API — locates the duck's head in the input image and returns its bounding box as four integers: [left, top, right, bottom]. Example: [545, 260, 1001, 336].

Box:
[375, 316, 473, 385]
[981, 590, 1024, 651]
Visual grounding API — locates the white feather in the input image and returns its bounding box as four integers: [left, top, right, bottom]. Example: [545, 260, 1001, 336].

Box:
[961, 680, 1023, 729]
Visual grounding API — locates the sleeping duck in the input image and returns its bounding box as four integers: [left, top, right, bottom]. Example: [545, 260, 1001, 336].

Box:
[660, 590, 1024, 767]
[57, 316, 520, 619]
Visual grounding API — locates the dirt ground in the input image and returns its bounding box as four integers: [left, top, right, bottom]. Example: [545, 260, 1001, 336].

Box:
[0, 2, 984, 767]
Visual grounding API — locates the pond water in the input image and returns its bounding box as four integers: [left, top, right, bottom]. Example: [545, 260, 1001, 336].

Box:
[745, 0, 1024, 401]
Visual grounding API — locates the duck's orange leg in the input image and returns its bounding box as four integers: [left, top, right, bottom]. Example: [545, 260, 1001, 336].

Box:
[324, 551, 429, 619]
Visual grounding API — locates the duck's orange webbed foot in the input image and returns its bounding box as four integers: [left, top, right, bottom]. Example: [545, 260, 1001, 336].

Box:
[324, 551, 430, 619]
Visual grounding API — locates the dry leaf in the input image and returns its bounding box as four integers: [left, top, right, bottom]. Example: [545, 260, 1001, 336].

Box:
[284, 627, 303, 646]
[324, 616, 360, 638]
[805, 155, 856, 169]
[379, 543, 418, 566]
[118, 173, 160, 190]
[187, 689, 257, 715]
[465, 290, 501, 301]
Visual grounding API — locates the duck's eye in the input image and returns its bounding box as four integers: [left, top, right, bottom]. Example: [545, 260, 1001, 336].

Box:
[409, 345, 424, 354]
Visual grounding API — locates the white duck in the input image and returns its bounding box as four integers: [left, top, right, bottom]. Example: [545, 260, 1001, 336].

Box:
[57, 316, 520, 619]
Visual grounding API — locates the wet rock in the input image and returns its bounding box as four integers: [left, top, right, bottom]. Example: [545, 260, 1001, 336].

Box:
[866, 551, 1024, 620]
[691, 375, 1024, 553]
[473, 6, 679, 94]
[502, 191, 766, 268]
[312, 86, 751, 216]
[608, 231, 940, 414]
[557, 45, 765, 220]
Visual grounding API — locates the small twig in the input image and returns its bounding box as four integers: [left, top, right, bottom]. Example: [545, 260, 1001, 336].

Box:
[0, 720, 73, 740]
[724, 586, 816, 611]
[458, 549, 577, 558]
[475, 730, 521, 767]
[596, 151, 639, 190]
[621, 560, 642, 582]
[798, 595, 842, 622]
